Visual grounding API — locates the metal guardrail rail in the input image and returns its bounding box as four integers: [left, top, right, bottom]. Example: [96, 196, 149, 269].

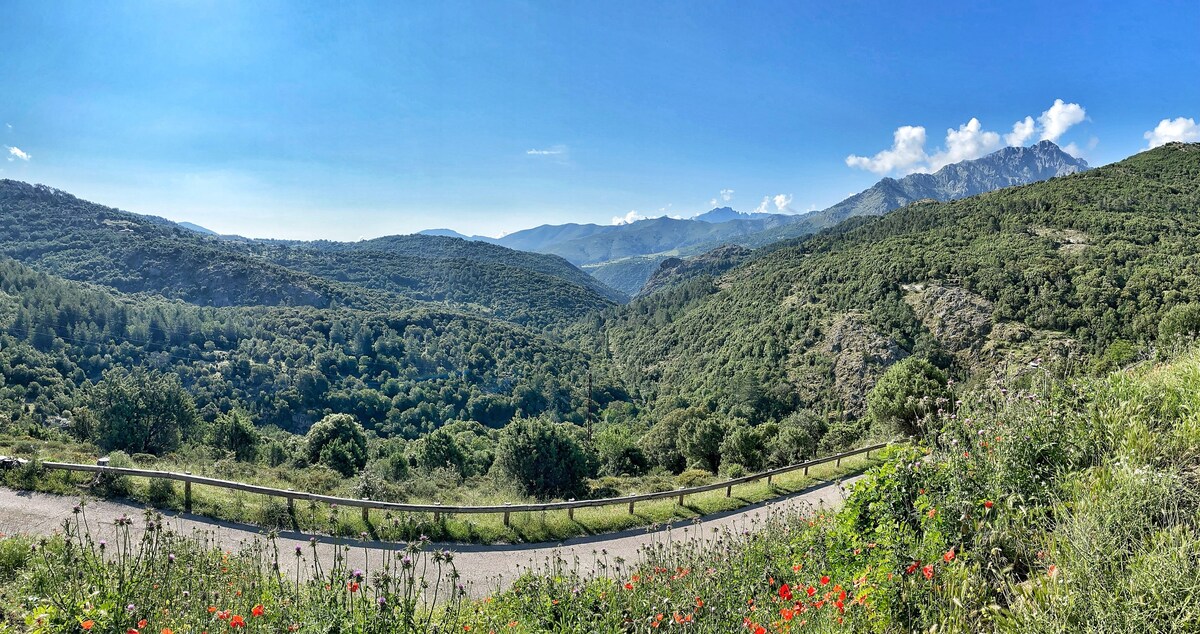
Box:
[27, 441, 890, 526]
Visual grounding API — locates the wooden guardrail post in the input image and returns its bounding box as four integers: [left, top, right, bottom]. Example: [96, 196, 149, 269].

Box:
[361, 499, 370, 523]
[726, 484, 732, 497]
[503, 502, 511, 527]
[804, 464, 809, 476]
[567, 499, 575, 521]
[286, 490, 295, 515]
[836, 456, 842, 467]
[767, 474, 773, 486]
[434, 502, 441, 523]
[677, 492, 684, 506]
[628, 500, 634, 515]
[184, 472, 192, 513]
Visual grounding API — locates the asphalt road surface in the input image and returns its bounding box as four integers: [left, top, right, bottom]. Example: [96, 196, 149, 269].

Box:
[0, 476, 860, 599]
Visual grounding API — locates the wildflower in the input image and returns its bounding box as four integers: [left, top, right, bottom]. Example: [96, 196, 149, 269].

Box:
[348, 582, 360, 593]
[922, 565, 934, 580]
[251, 605, 264, 617]
[81, 621, 94, 631]
[820, 575, 830, 586]
[944, 548, 956, 562]
[778, 583, 792, 601]
[1048, 565, 1059, 579]
[984, 500, 994, 510]
[927, 508, 937, 519]
[127, 630, 139, 634]
[624, 582, 634, 590]
[139, 621, 148, 629]
[230, 615, 246, 629]
[162, 630, 174, 634]
[695, 597, 704, 608]
[805, 586, 816, 597]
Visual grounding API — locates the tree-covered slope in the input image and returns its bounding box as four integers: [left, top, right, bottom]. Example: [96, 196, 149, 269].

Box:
[243, 235, 623, 328]
[0, 180, 405, 311]
[0, 181, 620, 328]
[0, 256, 624, 437]
[585, 143, 1200, 422]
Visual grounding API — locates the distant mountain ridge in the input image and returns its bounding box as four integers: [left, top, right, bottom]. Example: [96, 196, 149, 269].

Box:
[0, 179, 621, 328]
[422, 142, 1088, 297]
[730, 140, 1089, 248]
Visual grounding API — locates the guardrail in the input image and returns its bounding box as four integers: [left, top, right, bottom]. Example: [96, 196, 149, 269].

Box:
[25, 441, 890, 528]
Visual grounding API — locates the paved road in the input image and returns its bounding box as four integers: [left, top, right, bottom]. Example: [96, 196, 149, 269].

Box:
[0, 476, 859, 599]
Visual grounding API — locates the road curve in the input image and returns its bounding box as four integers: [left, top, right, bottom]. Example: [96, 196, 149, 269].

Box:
[0, 476, 860, 599]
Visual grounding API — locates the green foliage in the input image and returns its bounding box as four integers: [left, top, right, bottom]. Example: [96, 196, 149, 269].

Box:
[584, 143, 1200, 441]
[593, 424, 649, 477]
[676, 412, 725, 473]
[304, 413, 368, 477]
[866, 357, 950, 436]
[718, 419, 765, 472]
[209, 410, 260, 462]
[89, 368, 199, 456]
[411, 429, 468, 476]
[492, 417, 594, 500]
[1158, 302, 1200, 341]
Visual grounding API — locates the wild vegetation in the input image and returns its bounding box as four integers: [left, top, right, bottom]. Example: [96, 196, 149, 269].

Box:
[2, 340, 1197, 632]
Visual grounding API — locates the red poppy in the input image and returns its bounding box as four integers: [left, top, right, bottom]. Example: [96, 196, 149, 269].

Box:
[921, 565, 934, 580]
[984, 500, 994, 510]
[778, 583, 792, 601]
[820, 576, 830, 586]
[348, 582, 360, 593]
[944, 548, 956, 562]
[81, 622, 94, 631]
[805, 586, 816, 597]
[127, 630, 139, 634]
[905, 561, 920, 574]
[624, 582, 634, 591]
[229, 615, 246, 629]
[251, 605, 264, 617]
[754, 627, 766, 634]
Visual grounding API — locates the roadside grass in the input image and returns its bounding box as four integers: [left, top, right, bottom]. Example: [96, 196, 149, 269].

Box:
[0, 447, 877, 544]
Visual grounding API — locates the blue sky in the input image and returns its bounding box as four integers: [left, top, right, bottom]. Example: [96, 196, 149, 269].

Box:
[1, 1, 1198, 239]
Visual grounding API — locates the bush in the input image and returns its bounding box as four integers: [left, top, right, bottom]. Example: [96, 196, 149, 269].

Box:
[90, 368, 199, 456]
[676, 468, 715, 487]
[639, 419, 686, 474]
[146, 478, 176, 508]
[492, 417, 594, 500]
[676, 414, 725, 473]
[719, 420, 765, 472]
[866, 357, 951, 437]
[305, 414, 368, 477]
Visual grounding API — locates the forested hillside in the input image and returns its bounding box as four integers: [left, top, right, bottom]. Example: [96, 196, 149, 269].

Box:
[0, 256, 622, 437]
[0, 180, 619, 328]
[583, 143, 1200, 440]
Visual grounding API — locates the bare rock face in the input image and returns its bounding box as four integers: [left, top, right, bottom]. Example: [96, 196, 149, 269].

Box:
[818, 313, 909, 416]
[903, 284, 994, 353]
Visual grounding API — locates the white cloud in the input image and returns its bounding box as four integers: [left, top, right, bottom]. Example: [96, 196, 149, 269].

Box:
[927, 118, 1002, 171]
[753, 196, 771, 214]
[1144, 117, 1200, 148]
[720, 188, 734, 202]
[845, 125, 928, 175]
[847, 100, 1092, 176]
[612, 210, 645, 225]
[4, 123, 11, 131]
[1038, 99, 1087, 142]
[1005, 116, 1036, 146]
[526, 144, 567, 156]
[709, 198, 718, 207]
[6, 146, 30, 161]
[773, 193, 794, 211]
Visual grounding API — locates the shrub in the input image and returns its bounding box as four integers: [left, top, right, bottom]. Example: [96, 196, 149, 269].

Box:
[1158, 302, 1200, 342]
[676, 414, 725, 473]
[146, 478, 176, 508]
[866, 357, 951, 437]
[305, 414, 368, 477]
[492, 417, 594, 500]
